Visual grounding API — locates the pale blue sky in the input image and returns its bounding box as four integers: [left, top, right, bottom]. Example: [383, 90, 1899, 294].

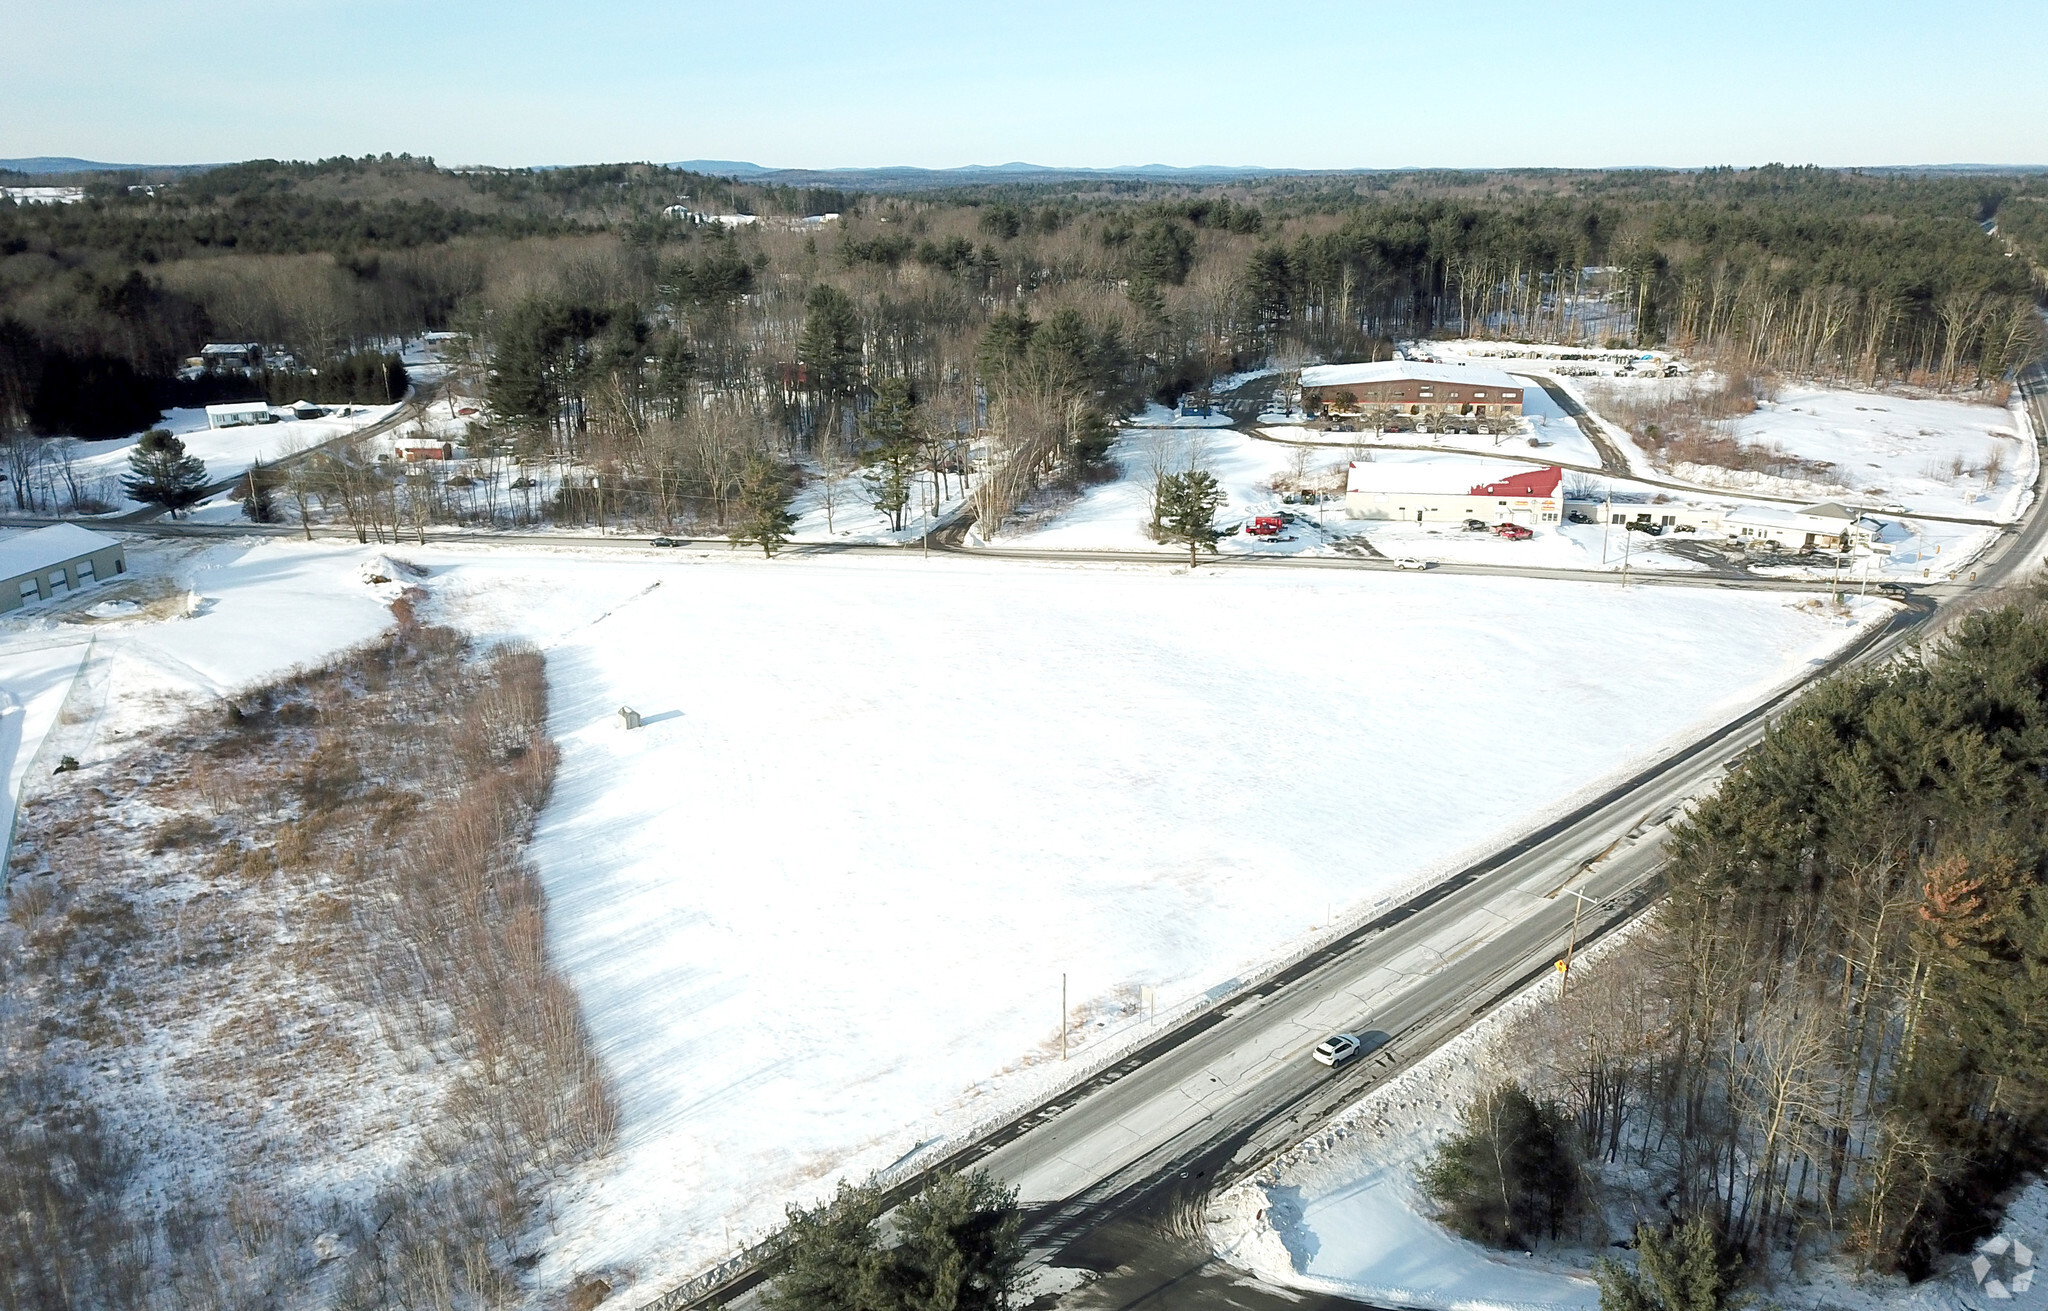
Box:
[6, 0, 2043, 169]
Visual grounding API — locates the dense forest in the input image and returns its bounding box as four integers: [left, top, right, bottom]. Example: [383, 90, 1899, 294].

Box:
[1427, 584, 2048, 1290]
[2, 157, 2046, 531]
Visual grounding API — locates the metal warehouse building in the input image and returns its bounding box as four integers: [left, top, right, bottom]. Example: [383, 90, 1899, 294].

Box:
[1302, 361, 1525, 418]
[1347, 463, 1564, 525]
[0, 523, 128, 613]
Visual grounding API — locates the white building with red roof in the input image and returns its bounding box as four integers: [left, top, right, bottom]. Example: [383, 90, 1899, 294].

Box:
[1345, 461, 1564, 526]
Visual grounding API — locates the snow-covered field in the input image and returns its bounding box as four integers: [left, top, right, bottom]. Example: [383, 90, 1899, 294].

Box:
[3, 534, 1888, 1299]
[412, 547, 1875, 1295]
[1716, 386, 2035, 522]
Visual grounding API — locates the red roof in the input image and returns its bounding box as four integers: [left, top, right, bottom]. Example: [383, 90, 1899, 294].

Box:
[1468, 467, 1563, 498]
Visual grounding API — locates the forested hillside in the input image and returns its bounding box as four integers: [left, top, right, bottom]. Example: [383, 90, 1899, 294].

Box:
[2, 158, 2044, 526]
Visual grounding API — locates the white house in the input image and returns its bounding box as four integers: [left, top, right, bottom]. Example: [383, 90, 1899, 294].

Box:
[1723, 502, 1882, 551]
[205, 401, 274, 429]
[0, 524, 127, 613]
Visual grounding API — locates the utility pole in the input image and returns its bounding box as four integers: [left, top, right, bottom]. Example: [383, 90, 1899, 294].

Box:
[1601, 481, 1613, 566]
[1060, 973, 1068, 1060]
[1558, 885, 1594, 998]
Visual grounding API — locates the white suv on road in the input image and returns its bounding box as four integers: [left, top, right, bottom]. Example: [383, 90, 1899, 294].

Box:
[1313, 1033, 1363, 1066]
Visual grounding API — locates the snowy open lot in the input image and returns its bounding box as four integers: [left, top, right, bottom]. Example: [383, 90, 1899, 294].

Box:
[1714, 386, 2035, 521]
[3, 535, 1886, 1297]
[411, 548, 1878, 1294]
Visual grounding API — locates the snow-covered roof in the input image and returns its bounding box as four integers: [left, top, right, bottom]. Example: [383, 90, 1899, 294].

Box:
[205, 401, 271, 416]
[1301, 361, 1522, 390]
[200, 342, 261, 354]
[1347, 460, 1555, 496]
[0, 524, 122, 579]
[1725, 503, 1882, 534]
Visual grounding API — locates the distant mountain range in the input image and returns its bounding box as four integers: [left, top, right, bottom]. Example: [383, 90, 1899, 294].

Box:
[0, 156, 220, 176]
[0, 156, 156, 174]
[7, 156, 2045, 184]
[665, 160, 1322, 187]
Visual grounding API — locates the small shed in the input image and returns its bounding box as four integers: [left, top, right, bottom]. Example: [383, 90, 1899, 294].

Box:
[206, 401, 274, 429]
[0, 524, 127, 613]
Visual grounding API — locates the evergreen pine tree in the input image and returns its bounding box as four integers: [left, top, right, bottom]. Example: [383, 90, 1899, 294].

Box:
[1156, 469, 1227, 567]
[860, 378, 921, 531]
[1594, 1217, 1743, 1311]
[121, 428, 209, 517]
[735, 456, 796, 557]
[797, 285, 863, 443]
[762, 1179, 886, 1311]
[240, 458, 280, 523]
[1419, 1081, 1581, 1248]
[885, 1172, 1024, 1311]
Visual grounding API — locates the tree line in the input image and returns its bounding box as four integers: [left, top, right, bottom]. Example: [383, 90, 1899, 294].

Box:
[5, 159, 2045, 526]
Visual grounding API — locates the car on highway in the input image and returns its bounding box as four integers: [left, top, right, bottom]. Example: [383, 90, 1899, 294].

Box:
[1313, 1032, 1364, 1066]
[650, 537, 682, 547]
[1877, 581, 1911, 598]
[1394, 557, 1431, 570]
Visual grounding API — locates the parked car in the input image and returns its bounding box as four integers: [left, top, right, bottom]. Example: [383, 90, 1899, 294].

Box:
[1394, 557, 1431, 570]
[650, 536, 682, 547]
[1673, 523, 1697, 533]
[1494, 523, 1534, 540]
[1566, 511, 1592, 524]
[1313, 1033, 1364, 1067]
[1462, 518, 1490, 532]
[1624, 520, 1663, 535]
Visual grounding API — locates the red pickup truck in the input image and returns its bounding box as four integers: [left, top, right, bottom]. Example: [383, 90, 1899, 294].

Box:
[1246, 515, 1286, 538]
[1494, 523, 1534, 541]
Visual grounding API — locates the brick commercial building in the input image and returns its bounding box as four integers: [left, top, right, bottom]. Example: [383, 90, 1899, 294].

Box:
[1300, 361, 1525, 418]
